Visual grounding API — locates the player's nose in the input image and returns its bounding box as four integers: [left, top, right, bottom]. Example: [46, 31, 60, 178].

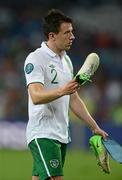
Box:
[70, 32, 75, 40]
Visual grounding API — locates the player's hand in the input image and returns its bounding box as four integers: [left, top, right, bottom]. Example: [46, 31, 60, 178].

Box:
[60, 79, 79, 95]
[92, 127, 109, 140]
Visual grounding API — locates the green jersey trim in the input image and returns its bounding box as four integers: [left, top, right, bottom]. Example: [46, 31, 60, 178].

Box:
[64, 56, 73, 77]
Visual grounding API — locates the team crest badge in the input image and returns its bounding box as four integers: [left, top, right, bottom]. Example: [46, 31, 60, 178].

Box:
[50, 159, 59, 168]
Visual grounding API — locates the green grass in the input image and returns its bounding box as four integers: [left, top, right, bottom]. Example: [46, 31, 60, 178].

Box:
[0, 149, 122, 180]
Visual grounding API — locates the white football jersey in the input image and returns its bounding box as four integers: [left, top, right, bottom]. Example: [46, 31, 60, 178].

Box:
[24, 42, 73, 144]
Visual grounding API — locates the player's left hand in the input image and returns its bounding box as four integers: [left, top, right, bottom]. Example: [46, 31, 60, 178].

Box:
[92, 127, 108, 140]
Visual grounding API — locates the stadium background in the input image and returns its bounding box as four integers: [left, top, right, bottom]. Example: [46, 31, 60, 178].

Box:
[0, 0, 122, 179]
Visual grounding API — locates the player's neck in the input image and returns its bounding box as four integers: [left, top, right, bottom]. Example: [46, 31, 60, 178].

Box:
[47, 41, 63, 56]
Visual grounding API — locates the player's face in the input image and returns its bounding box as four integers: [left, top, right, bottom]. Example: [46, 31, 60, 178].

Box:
[54, 22, 75, 51]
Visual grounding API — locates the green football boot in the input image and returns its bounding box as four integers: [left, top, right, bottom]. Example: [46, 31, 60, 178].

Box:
[89, 135, 111, 174]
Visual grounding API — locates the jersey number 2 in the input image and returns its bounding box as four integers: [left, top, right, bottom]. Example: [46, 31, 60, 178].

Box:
[51, 69, 58, 84]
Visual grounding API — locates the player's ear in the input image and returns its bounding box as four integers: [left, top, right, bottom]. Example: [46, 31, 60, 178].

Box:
[48, 32, 56, 40]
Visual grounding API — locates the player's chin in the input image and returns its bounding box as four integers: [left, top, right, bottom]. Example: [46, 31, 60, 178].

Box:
[65, 45, 71, 50]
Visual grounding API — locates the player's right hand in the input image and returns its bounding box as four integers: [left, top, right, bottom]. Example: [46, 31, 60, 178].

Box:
[60, 80, 79, 95]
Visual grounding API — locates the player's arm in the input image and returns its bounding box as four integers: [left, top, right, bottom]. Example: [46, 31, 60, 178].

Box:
[70, 92, 108, 139]
[28, 80, 78, 104]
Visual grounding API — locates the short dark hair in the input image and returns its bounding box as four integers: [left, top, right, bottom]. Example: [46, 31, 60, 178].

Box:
[43, 9, 73, 39]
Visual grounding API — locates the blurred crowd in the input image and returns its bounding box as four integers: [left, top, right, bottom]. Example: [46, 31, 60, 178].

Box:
[0, 1, 122, 124]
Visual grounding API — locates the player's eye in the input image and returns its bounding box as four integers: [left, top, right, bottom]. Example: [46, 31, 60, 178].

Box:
[64, 30, 74, 36]
[64, 31, 70, 35]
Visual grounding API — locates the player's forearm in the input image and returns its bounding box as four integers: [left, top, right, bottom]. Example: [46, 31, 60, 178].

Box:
[29, 87, 63, 104]
[29, 80, 78, 105]
[70, 92, 99, 131]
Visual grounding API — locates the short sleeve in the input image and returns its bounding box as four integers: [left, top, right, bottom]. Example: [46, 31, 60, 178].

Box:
[24, 53, 44, 86]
